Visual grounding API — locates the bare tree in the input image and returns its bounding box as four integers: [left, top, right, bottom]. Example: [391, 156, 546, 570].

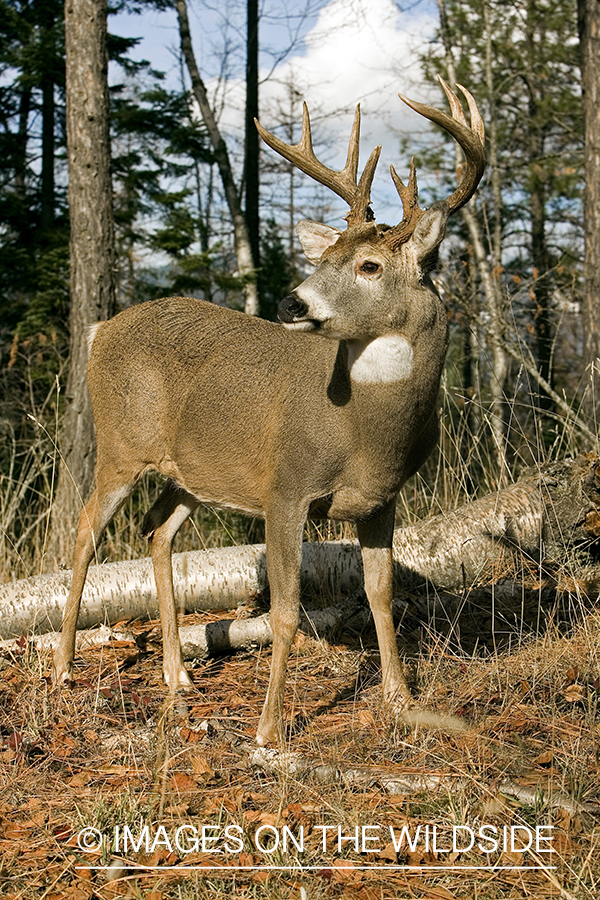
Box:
[436, 0, 510, 481]
[245, 0, 260, 272]
[176, 0, 259, 316]
[47, 0, 115, 565]
[578, 0, 600, 419]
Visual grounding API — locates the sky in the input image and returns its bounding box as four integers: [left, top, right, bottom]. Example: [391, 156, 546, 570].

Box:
[111, 0, 442, 227]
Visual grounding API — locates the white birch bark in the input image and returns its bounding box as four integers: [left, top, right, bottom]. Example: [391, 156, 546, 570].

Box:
[0, 542, 362, 640]
[2, 455, 598, 641]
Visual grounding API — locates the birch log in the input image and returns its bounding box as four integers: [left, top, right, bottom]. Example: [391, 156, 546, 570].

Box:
[0, 542, 362, 640]
[2, 454, 600, 641]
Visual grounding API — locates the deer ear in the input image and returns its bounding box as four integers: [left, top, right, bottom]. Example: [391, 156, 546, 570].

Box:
[410, 202, 450, 264]
[297, 220, 342, 264]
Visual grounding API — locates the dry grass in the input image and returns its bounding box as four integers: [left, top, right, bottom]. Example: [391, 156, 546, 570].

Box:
[0, 597, 598, 899]
[1, 347, 600, 898]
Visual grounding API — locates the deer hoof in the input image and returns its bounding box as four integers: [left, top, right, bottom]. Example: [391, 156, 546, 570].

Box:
[256, 718, 281, 747]
[383, 684, 413, 708]
[163, 666, 194, 692]
[52, 650, 73, 686]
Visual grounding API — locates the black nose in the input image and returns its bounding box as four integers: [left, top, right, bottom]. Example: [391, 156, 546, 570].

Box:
[277, 293, 308, 323]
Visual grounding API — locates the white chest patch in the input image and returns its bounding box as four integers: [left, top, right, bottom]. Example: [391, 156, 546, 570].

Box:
[348, 335, 414, 384]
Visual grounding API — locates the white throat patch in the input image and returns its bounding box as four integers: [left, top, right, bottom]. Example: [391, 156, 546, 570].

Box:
[348, 335, 414, 384]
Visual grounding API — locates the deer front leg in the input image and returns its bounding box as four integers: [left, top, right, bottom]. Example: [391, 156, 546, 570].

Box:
[144, 483, 200, 691]
[256, 506, 306, 746]
[356, 499, 411, 707]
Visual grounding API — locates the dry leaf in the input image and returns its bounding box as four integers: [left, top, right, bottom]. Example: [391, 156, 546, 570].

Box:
[170, 772, 197, 793]
[565, 666, 578, 685]
[379, 841, 398, 862]
[358, 709, 376, 727]
[190, 754, 215, 781]
[407, 848, 438, 866]
[332, 858, 358, 881]
[423, 888, 458, 900]
[562, 684, 585, 703]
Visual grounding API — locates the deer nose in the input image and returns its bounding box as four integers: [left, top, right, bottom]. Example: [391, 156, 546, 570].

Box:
[278, 293, 308, 323]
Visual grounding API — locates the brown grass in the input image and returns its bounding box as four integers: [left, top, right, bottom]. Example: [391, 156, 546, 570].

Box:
[0, 599, 598, 899]
[1, 348, 599, 898]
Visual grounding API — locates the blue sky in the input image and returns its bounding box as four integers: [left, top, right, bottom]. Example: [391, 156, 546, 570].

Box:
[110, 0, 442, 227]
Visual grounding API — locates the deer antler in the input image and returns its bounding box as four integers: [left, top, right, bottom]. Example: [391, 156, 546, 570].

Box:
[386, 76, 485, 249]
[255, 103, 381, 227]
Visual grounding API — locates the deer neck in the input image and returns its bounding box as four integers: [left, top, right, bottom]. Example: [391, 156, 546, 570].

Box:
[346, 334, 415, 386]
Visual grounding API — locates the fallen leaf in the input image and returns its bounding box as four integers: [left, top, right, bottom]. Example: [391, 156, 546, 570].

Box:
[565, 666, 578, 685]
[379, 841, 398, 862]
[562, 684, 585, 703]
[170, 772, 197, 793]
[423, 888, 458, 900]
[190, 754, 214, 781]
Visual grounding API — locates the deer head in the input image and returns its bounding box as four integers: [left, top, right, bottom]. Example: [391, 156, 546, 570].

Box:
[255, 76, 485, 341]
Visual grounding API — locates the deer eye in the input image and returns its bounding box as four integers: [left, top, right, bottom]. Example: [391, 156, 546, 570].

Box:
[359, 260, 381, 275]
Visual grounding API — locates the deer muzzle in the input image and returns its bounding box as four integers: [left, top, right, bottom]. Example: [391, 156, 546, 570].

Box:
[277, 293, 311, 327]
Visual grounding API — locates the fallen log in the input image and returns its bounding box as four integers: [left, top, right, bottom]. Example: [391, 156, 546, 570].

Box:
[1, 454, 599, 641]
[1, 594, 408, 658]
[392, 453, 600, 591]
[0, 542, 361, 640]
[250, 747, 600, 816]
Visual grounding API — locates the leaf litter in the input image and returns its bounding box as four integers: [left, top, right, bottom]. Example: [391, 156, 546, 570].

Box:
[0, 605, 598, 899]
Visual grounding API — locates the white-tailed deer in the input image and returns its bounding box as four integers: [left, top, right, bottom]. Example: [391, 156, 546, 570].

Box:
[53, 78, 484, 746]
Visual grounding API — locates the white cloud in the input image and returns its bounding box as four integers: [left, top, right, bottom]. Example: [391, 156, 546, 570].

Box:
[111, 0, 444, 227]
[250, 0, 440, 224]
[287, 0, 435, 118]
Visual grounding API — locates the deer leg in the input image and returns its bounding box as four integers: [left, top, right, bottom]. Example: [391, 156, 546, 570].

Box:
[53, 475, 136, 684]
[356, 499, 411, 706]
[256, 506, 306, 746]
[143, 482, 200, 690]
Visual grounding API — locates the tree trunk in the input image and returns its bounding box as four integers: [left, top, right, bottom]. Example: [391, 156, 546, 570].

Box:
[47, 0, 115, 567]
[40, 3, 56, 236]
[175, 0, 259, 316]
[6, 454, 600, 639]
[40, 78, 55, 234]
[577, 0, 600, 416]
[15, 86, 31, 210]
[244, 0, 260, 271]
[436, 0, 510, 483]
[524, 0, 554, 424]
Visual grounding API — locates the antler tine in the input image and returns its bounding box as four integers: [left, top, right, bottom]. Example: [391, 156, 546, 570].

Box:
[437, 75, 468, 127]
[390, 157, 419, 218]
[455, 82, 485, 145]
[255, 104, 381, 228]
[397, 77, 485, 217]
[386, 158, 423, 247]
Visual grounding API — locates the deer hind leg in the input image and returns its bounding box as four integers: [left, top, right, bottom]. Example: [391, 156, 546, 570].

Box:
[256, 504, 306, 746]
[142, 481, 200, 690]
[53, 471, 138, 684]
[356, 499, 411, 707]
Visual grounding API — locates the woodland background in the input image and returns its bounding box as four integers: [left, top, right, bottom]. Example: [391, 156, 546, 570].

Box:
[0, 0, 599, 577]
[1, 4, 600, 900]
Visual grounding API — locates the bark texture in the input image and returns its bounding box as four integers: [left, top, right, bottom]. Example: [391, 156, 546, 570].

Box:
[392, 455, 600, 590]
[578, 0, 600, 410]
[48, 0, 115, 565]
[244, 0, 260, 271]
[0, 542, 361, 639]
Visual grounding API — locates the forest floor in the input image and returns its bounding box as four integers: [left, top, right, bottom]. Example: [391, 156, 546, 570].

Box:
[1, 592, 599, 900]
